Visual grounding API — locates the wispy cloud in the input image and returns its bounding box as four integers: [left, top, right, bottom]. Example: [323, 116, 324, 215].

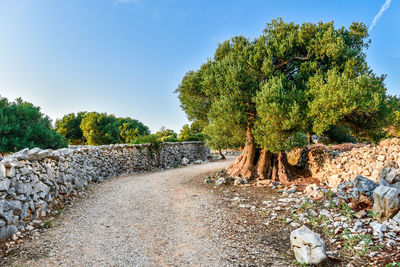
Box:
[369, 0, 392, 32]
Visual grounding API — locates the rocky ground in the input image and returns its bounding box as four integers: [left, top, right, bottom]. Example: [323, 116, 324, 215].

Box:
[1, 157, 400, 266]
[207, 170, 400, 266]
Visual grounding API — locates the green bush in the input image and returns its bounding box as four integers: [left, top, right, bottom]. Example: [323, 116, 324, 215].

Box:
[131, 134, 161, 145]
[0, 96, 68, 153]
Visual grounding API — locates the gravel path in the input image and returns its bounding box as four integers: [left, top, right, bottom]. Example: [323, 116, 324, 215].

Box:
[5, 158, 279, 266]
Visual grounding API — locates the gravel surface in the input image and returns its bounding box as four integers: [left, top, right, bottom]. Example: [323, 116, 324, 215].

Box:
[1, 158, 289, 266]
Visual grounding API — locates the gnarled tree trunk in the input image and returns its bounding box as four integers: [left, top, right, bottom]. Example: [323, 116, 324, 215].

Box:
[276, 151, 299, 184]
[226, 129, 300, 183]
[226, 128, 258, 179]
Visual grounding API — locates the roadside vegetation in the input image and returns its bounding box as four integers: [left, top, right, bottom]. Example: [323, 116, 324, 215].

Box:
[0, 96, 206, 154]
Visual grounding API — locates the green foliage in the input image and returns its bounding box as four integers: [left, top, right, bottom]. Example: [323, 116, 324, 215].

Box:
[178, 122, 206, 142]
[55, 112, 87, 145]
[57, 112, 150, 146]
[155, 127, 178, 142]
[118, 117, 150, 143]
[388, 96, 400, 137]
[176, 18, 392, 155]
[0, 96, 67, 153]
[254, 75, 306, 153]
[131, 134, 160, 145]
[323, 125, 356, 144]
[80, 112, 121, 145]
[308, 68, 389, 143]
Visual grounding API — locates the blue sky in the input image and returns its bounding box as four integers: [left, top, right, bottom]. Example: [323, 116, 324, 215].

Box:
[0, 0, 399, 133]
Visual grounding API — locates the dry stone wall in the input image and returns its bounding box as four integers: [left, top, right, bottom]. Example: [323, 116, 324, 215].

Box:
[0, 142, 208, 240]
[309, 138, 400, 188]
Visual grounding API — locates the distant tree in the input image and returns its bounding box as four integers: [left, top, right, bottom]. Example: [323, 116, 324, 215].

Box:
[0, 96, 67, 153]
[55, 112, 87, 145]
[386, 95, 400, 138]
[176, 18, 392, 183]
[80, 112, 121, 145]
[119, 117, 150, 143]
[57, 111, 150, 146]
[156, 127, 178, 142]
[178, 121, 205, 142]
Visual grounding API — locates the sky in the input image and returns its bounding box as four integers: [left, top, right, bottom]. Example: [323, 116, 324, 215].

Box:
[0, 0, 399, 133]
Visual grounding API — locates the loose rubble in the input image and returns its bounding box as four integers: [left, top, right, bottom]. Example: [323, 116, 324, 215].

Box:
[205, 159, 400, 266]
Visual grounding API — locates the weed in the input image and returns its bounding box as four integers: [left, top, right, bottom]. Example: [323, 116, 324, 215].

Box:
[326, 189, 335, 199]
[298, 199, 312, 212]
[340, 203, 355, 220]
[44, 220, 53, 228]
[293, 260, 308, 266]
[329, 200, 337, 209]
[56, 206, 65, 216]
[276, 217, 287, 224]
[341, 229, 381, 256]
[385, 263, 400, 267]
[260, 209, 267, 218]
[367, 209, 379, 219]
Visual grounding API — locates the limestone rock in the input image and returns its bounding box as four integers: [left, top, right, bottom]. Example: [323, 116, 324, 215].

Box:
[0, 178, 10, 191]
[181, 157, 189, 165]
[352, 175, 378, 197]
[290, 225, 327, 264]
[372, 185, 400, 222]
[215, 178, 226, 186]
[0, 225, 18, 240]
[392, 211, 400, 225]
[0, 163, 15, 178]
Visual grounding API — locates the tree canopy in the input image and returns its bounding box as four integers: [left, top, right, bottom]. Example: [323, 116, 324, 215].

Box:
[176, 18, 393, 182]
[0, 96, 67, 153]
[178, 121, 205, 142]
[55, 112, 87, 145]
[56, 112, 150, 146]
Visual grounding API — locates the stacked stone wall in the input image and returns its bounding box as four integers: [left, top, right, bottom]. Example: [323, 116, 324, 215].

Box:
[309, 139, 400, 188]
[0, 142, 208, 239]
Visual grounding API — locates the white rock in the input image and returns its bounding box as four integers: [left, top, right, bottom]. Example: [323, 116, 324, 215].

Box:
[291, 222, 301, 227]
[372, 185, 400, 222]
[290, 225, 327, 264]
[371, 222, 387, 237]
[308, 209, 318, 218]
[319, 209, 330, 217]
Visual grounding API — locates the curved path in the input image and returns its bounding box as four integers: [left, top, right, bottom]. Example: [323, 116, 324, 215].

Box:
[6, 159, 244, 266]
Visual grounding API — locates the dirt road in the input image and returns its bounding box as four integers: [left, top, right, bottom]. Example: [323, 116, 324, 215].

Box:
[2, 158, 295, 266]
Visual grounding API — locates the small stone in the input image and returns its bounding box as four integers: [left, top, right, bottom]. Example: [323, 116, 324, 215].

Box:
[371, 222, 387, 237]
[319, 209, 330, 217]
[215, 178, 226, 186]
[308, 209, 318, 218]
[355, 210, 367, 219]
[291, 222, 301, 227]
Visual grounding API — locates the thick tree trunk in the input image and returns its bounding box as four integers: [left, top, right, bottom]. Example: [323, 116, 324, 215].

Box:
[226, 130, 300, 183]
[256, 148, 277, 180]
[219, 148, 226, 159]
[276, 151, 299, 184]
[226, 128, 258, 179]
